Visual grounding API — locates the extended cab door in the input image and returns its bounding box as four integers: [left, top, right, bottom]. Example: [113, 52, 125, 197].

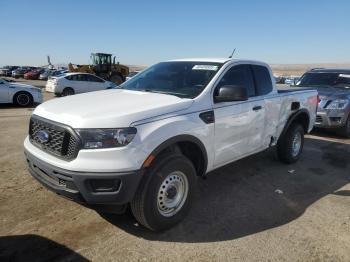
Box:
[0, 80, 9, 103]
[213, 64, 267, 168]
[245, 64, 275, 153]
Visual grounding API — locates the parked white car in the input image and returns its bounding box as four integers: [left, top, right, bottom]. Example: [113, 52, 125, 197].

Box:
[46, 73, 116, 96]
[25, 58, 318, 231]
[0, 78, 42, 106]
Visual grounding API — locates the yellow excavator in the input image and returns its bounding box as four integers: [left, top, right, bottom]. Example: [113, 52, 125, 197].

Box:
[68, 53, 129, 84]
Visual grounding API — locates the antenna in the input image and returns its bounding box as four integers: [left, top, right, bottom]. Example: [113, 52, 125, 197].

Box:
[228, 48, 236, 58]
[47, 55, 52, 65]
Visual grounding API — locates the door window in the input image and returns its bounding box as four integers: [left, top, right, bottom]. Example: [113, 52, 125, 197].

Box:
[215, 64, 256, 98]
[68, 74, 87, 81]
[87, 75, 104, 82]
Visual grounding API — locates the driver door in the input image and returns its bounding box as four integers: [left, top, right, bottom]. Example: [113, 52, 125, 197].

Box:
[213, 64, 260, 168]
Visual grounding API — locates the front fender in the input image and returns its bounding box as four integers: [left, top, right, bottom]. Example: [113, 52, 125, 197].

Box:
[134, 112, 214, 172]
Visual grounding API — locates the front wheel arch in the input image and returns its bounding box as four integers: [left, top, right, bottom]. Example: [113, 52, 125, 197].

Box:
[146, 135, 208, 177]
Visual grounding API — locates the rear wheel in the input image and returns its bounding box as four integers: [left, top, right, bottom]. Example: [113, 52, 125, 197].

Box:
[277, 123, 304, 164]
[131, 153, 196, 231]
[109, 74, 123, 85]
[338, 116, 350, 138]
[14, 92, 33, 107]
[62, 87, 75, 96]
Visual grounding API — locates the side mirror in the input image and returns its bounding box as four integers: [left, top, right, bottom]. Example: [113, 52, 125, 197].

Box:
[214, 85, 248, 103]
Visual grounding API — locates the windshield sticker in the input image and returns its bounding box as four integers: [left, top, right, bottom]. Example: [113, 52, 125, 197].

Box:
[192, 65, 219, 71]
[339, 74, 350, 78]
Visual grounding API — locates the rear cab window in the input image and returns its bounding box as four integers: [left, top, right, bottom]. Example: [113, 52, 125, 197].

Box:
[251, 65, 273, 95]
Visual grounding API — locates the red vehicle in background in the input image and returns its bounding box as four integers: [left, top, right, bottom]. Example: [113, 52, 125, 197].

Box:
[24, 68, 44, 80]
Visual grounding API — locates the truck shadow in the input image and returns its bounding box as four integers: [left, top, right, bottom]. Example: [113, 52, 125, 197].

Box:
[0, 234, 89, 262]
[0, 104, 36, 109]
[101, 136, 350, 243]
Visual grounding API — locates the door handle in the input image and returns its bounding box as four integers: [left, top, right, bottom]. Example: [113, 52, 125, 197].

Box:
[252, 105, 263, 111]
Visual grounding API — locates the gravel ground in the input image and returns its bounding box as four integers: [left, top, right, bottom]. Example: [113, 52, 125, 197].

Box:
[0, 79, 349, 262]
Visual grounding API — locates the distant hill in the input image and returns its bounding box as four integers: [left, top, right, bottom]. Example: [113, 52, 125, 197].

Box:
[270, 63, 350, 76]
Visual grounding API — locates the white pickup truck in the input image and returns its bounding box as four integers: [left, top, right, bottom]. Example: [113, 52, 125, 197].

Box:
[24, 58, 318, 231]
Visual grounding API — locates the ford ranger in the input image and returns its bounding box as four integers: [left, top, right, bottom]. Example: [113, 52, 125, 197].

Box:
[24, 58, 318, 231]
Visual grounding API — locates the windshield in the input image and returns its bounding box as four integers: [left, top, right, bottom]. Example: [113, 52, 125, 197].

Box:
[297, 72, 350, 89]
[120, 61, 222, 98]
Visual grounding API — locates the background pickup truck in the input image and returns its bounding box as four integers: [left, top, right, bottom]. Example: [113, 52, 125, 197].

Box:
[24, 58, 318, 231]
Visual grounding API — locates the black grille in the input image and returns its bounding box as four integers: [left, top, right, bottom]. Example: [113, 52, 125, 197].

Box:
[316, 115, 323, 123]
[29, 116, 80, 160]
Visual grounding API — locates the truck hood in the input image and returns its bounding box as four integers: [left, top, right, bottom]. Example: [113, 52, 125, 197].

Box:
[315, 87, 350, 100]
[9, 82, 40, 91]
[33, 89, 194, 128]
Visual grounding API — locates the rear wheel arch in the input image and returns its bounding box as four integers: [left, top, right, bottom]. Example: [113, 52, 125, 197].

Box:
[280, 109, 310, 139]
[146, 135, 208, 177]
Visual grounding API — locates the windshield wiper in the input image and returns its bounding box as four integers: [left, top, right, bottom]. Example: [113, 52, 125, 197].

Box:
[143, 89, 187, 98]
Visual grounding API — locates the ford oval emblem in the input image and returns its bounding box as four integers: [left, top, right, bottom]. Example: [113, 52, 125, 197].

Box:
[36, 130, 50, 143]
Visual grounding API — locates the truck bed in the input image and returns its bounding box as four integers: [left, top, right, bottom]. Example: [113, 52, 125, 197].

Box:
[277, 87, 316, 93]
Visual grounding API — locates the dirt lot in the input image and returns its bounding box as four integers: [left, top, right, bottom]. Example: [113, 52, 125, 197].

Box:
[0, 80, 350, 262]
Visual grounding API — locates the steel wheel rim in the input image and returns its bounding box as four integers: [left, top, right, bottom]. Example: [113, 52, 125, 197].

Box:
[17, 94, 30, 106]
[292, 132, 302, 157]
[157, 171, 189, 217]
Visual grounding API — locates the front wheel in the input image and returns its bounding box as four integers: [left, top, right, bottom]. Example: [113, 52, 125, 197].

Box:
[61, 87, 75, 96]
[131, 153, 196, 231]
[277, 123, 304, 164]
[14, 92, 33, 107]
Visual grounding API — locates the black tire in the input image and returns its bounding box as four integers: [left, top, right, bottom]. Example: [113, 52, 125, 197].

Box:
[131, 153, 197, 231]
[62, 87, 75, 96]
[277, 123, 304, 164]
[337, 116, 350, 138]
[109, 74, 123, 85]
[13, 92, 33, 107]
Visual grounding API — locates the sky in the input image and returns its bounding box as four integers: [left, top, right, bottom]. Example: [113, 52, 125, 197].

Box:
[1, 0, 350, 66]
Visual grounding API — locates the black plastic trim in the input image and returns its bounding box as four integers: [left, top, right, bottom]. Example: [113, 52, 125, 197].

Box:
[25, 149, 143, 205]
[199, 110, 215, 124]
[150, 135, 208, 176]
[279, 109, 310, 140]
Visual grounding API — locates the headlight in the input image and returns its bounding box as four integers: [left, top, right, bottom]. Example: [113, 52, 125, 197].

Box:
[76, 128, 137, 149]
[326, 99, 349, 110]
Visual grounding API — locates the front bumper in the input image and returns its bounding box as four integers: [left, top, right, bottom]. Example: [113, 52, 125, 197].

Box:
[315, 110, 348, 128]
[24, 149, 143, 205]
